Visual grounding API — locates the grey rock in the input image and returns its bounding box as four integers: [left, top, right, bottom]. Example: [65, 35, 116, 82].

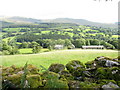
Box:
[95, 56, 120, 67]
[83, 71, 91, 77]
[17, 71, 24, 74]
[102, 82, 120, 89]
[105, 60, 119, 67]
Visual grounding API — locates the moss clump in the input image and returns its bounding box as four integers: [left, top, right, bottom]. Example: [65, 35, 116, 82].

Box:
[117, 56, 120, 60]
[6, 74, 22, 85]
[84, 77, 96, 83]
[97, 79, 117, 87]
[2, 67, 15, 78]
[85, 61, 95, 69]
[110, 67, 120, 81]
[66, 60, 85, 73]
[117, 81, 120, 87]
[41, 71, 60, 80]
[27, 74, 43, 88]
[44, 79, 69, 88]
[95, 67, 113, 79]
[27, 64, 39, 74]
[79, 81, 100, 89]
[72, 67, 85, 77]
[60, 70, 74, 80]
[48, 63, 65, 73]
[94, 56, 111, 67]
[41, 71, 68, 88]
[68, 80, 80, 88]
[2, 67, 14, 74]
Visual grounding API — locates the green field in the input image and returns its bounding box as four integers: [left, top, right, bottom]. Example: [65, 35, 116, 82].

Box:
[19, 48, 33, 54]
[3, 28, 20, 32]
[19, 48, 49, 54]
[112, 35, 119, 38]
[1, 49, 118, 69]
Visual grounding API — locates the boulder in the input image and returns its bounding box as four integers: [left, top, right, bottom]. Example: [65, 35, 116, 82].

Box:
[41, 71, 60, 80]
[79, 81, 100, 88]
[48, 63, 65, 73]
[41, 71, 68, 88]
[95, 56, 120, 67]
[83, 71, 92, 77]
[102, 82, 120, 89]
[66, 60, 85, 80]
[6, 73, 22, 85]
[66, 60, 85, 73]
[95, 67, 120, 80]
[118, 56, 120, 60]
[85, 60, 96, 69]
[110, 67, 120, 81]
[95, 67, 110, 79]
[68, 81, 80, 88]
[27, 64, 40, 74]
[44, 79, 69, 88]
[26, 74, 43, 88]
[59, 70, 74, 80]
[105, 60, 119, 67]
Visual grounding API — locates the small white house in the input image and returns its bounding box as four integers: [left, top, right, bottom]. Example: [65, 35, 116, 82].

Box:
[54, 45, 64, 49]
[82, 45, 104, 49]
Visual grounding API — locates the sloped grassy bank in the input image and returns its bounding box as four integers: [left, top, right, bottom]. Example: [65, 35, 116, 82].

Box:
[2, 56, 120, 89]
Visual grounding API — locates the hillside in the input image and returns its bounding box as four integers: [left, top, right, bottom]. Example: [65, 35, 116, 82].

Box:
[0, 16, 117, 28]
[43, 18, 117, 28]
[0, 16, 42, 24]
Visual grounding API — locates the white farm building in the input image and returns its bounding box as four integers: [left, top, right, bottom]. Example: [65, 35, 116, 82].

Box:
[54, 45, 64, 49]
[82, 45, 104, 49]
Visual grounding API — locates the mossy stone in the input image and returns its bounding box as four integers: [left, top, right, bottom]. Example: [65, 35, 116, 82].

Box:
[48, 63, 65, 73]
[27, 74, 43, 88]
[60, 70, 74, 80]
[110, 67, 120, 81]
[68, 80, 80, 88]
[2, 67, 14, 74]
[95, 67, 110, 79]
[44, 79, 69, 88]
[6, 74, 22, 85]
[118, 56, 120, 60]
[42, 71, 68, 88]
[41, 71, 60, 80]
[27, 64, 39, 74]
[66, 60, 85, 73]
[79, 81, 100, 89]
[72, 67, 85, 77]
[85, 61, 95, 69]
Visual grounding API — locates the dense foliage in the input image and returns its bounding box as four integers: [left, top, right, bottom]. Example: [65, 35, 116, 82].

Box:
[1, 23, 119, 55]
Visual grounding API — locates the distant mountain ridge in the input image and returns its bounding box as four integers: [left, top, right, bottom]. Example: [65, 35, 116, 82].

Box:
[42, 18, 117, 28]
[0, 16, 42, 24]
[0, 16, 117, 28]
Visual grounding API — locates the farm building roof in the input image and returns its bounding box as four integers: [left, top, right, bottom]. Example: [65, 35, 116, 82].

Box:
[82, 45, 104, 49]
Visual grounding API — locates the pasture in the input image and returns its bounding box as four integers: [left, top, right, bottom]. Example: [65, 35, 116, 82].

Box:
[1, 49, 118, 69]
[19, 48, 49, 54]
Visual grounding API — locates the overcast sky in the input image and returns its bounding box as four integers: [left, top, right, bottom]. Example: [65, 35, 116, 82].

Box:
[0, 0, 119, 23]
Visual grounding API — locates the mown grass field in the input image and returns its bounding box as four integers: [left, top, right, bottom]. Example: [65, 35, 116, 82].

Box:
[19, 48, 49, 54]
[1, 49, 118, 69]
